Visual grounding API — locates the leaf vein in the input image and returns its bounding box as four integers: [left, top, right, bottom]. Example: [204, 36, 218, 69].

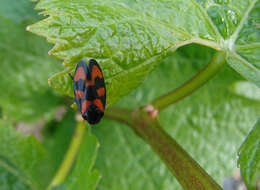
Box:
[230, 0, 258, 43]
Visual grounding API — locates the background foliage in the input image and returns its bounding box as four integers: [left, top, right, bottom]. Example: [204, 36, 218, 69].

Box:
[0, 0, 259, 189]
[238, 120, 260, 190]
[0, 0, 62, 122]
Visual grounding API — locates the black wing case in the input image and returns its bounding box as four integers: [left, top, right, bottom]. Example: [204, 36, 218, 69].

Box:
[88, 59, 106, 110]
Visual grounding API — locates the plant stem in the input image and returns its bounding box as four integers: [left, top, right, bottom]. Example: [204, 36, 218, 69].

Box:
[104, 107, 134, 126]
[152, 51, 226, 110]
[134, 111, 223, 190]
[47, 120, 86, 190]
[105, 108, 223, 190]
[104, 51, 226, 190]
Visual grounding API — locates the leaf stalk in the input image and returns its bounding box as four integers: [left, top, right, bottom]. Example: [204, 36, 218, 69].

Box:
[47, 120, 86, 190]
[152, 51, 226, 110]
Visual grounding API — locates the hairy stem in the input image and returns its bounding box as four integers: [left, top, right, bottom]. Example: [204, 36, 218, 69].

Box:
[105, 108, 223, 190]
[152, 51, 226, 110]
[47, 120, 86, 189]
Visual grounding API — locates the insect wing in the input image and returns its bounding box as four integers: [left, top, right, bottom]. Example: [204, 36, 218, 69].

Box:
[73, 60, 88, 113]
[87, 59, 106, 110]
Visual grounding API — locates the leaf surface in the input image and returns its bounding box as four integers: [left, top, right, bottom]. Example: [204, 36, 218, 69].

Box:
[28, 0, 260, 103]
[238, 119, 260, 190]
[0, 119, 45, 189]
[230, 81, 260, 101]
[0, 166, 30, 190]
[0, 0, 62, 121]
[0, 111, 101, 190]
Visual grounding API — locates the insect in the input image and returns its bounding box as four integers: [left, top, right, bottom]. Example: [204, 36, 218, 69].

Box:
[70, 59, 106, 124]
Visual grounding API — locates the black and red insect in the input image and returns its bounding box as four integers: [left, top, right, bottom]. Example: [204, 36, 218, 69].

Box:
[70, 59, 106, 124]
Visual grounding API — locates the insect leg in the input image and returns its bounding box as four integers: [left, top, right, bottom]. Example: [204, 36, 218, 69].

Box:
[68, 73, 73, 80]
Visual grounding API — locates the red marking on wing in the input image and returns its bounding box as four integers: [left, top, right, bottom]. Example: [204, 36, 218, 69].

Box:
[84, 65, 104, 87]
[74, 67, 86, 82]
[91, 65, 103, 80]
[81, 100, 91, 114]
[75, 90, 84, 99]
[93, 99, 104, 112]
[85, 80, 94, 86]
[97, 87, 105, 97]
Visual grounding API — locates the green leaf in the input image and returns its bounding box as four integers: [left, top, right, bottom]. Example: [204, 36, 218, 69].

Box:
[230, 81, 260, 101]
[28, 0, 260, 103]
[0, 0, 62, 121]
[0, 166, 30, 190]
[0, 119, 46, 190]
[203, 0, 260, 86]
[93, 44, 260, 190]
[0, 112, 101, 190]
[238, 119, 260, 190]
[54, 127, 101, 190]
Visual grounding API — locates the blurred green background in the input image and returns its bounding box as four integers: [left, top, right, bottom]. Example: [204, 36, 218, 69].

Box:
[0, 0, 259, 190]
